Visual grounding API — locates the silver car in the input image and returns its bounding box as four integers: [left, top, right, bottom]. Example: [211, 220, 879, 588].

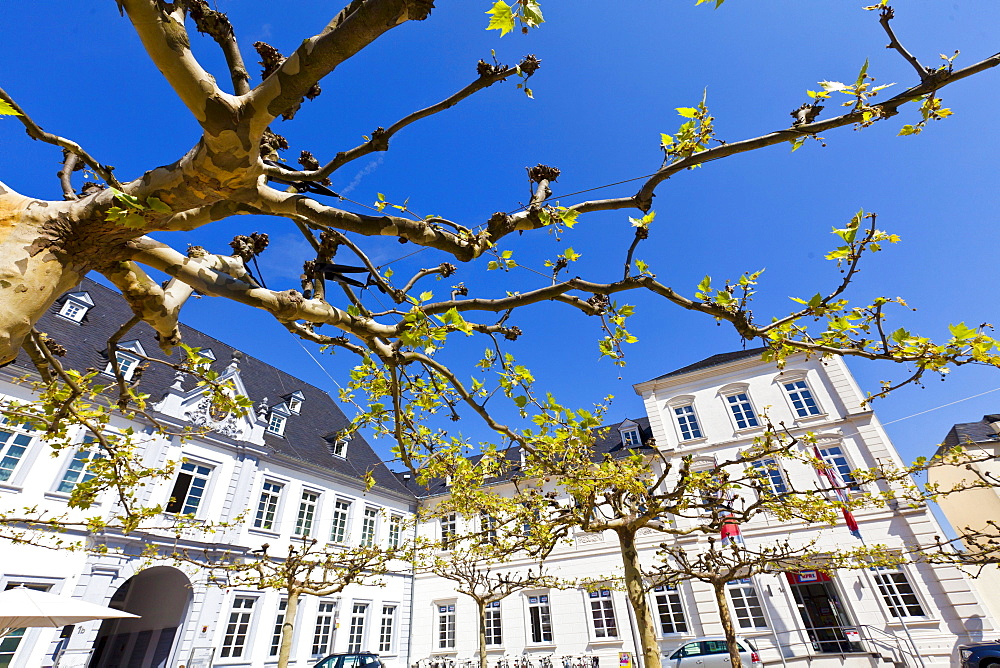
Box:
[664, 637, 763, 668]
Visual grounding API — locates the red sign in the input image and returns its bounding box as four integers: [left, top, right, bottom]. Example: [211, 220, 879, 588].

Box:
[785, 570, 832, 584]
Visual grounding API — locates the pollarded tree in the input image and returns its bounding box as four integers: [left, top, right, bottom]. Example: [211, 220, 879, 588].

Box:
[1, 1, 999, 484]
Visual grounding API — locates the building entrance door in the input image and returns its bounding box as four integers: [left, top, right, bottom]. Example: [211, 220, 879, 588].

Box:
[786, 571, 861, 654]
[87, 566, 191, 668]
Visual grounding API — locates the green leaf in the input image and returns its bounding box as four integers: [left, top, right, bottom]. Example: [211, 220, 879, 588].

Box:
[676, 107, 698, 119]
[145, 197, 171, 213]
[486, 1, 515, 36]
[522, 0, 544, 27]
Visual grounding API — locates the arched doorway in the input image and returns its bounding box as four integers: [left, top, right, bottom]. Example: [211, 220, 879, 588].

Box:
[88, 566, 192, 668]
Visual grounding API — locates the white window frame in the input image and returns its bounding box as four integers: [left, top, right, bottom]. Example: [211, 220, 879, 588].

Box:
[56, 291, 93, 323]
[312, 599, 338, 657]
[750, 457, 789, 496]
[52, 435, 105, 497]
[650, 584, 688, 636]
[777, 371, 824, 420]
[585, 588, 620, 640]
[484, 600, 502, 647]
[620, 426, 642, 448]
[816, 441, 860, 491]
[220, 594, 259, 659]
[378, 604, 398, 654]
[330, 497, 353, 544]
[666, 395, 705, 444]
[525, 592, 554, 645]
[726, 578, 768, 629]
[294, 488, 321, 537]
[0, 578, 59, 668]
[285, 391, 305, 415]
[719, 383, 761, 431]
[328, 437, 348, 458]
[440, 513, 457, 551]
[102, 340, 146, 382]
[360, 506, 380, 546]
[253, 479, 285, 532]
[267, 412, 287, 435]
[871, 565, 929, 619]
[387, 514, 403, 549]
[436, 601, 457, 650]
[165, 460, 214, 516]
[269, 598, 288, 657]
[0, 425, 35, 488]
[347, 601, 369, 652]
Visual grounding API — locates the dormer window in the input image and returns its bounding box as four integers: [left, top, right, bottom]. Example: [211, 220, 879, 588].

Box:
[266, 403, 291, 436]
[267, 413, 286, 435]
[619, 421, 642, 448]
[330, 438, 347, 458]
[197, 348, 216, 362]
[57, 291, 94, 323]
[284, 390, 305, 415]
[103, 340, 146, 381]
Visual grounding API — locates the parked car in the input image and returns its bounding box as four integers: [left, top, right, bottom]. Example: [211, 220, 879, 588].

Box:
[663, 637, 763, 668]
[959, 641, 1000, 668]
[314, 652, 385, 668]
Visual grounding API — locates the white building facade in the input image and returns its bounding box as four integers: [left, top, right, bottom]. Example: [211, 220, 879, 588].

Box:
[0, 280, 417, 668]
[408, 349, 998, 668]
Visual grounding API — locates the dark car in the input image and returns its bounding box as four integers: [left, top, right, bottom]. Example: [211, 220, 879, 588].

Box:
[959, 641, 1000, 668]
[314, 652, 385, 668]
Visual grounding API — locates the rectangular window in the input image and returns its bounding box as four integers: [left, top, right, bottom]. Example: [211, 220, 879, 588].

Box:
[873, 568, 926, 618]
[220, 596, 256, 658]
[0, 429, 32, 483]
[269, 599, 288, 657]
[818, 445, 858, 488]
[622, 429, 641, 447]
[441, 514, 456, 550]
[727, 579, 767, 629]
[527, 594, 553, 643]
[437, 604, 456, 649]
[652, 585, 688, 635]
[254, 481, 283, 530]
[312, 601, 337, 656]
[0, 583, 49, 666]
[378, 605, 396, 653]
[348, 603, 368, 653]
[388, 515, 402, 549]
[485, 601, 502, 646]
[329, 438, 348, 458]
[360, 507, 379, 546]
[673, 405, 703, 441]
[267, 412, 286, 435]
[725, 392, 759, 429]
[59, 300, 86, 321]
[751, 458, 788, 495]
[784, 380, 821, 417]
[295, 490, 319, 537]
[589, 589, 618, 638]
[56, 437, 104, 494]
[331, 498, 351, 544]
[105, 351, 140, 381]
[165, 461, 212, 515]
[481, 512, 498, 545]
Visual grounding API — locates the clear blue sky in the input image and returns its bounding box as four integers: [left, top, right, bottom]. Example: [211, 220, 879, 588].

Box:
[2, 1, 999, 470]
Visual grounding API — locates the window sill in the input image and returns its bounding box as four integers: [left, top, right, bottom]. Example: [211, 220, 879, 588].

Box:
[248, 527, 281, 538]
[587, 638, 624, 646]
[793, 413, 828, 424]
[0, 482, 23, 493]
[677, 437, 707, 447]
[885, 617, 938, 628]
[526, 643, 557, 650]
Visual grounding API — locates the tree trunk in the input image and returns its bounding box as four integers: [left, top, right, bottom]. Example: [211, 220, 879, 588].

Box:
[711, 581, 743, 668]
[616, 528, 660, 668]
[476, 597, 488, 668]
[278, 589, 300, 668]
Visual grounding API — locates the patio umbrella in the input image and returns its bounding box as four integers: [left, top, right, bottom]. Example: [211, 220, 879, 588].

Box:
[0, 586, 139, 637]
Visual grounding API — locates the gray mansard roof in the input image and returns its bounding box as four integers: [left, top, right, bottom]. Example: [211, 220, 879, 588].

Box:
[12, 278, 413, 500]
[643, 346, 769, 383]
[936, 414, 1000, 458]
[398, 415, 655, 497]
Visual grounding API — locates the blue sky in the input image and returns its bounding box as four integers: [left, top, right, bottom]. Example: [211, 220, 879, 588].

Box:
[2, 1, 999, 471]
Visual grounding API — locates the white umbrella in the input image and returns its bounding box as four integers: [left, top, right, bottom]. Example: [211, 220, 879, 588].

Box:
[0, 586, 139, 637]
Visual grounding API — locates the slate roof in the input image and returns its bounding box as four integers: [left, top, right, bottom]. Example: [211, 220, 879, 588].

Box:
[936, 414, 1000, 457]
[11, 278, 413, 500]
[398, 416, 655, 498]
[643, 347, 769, 384]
